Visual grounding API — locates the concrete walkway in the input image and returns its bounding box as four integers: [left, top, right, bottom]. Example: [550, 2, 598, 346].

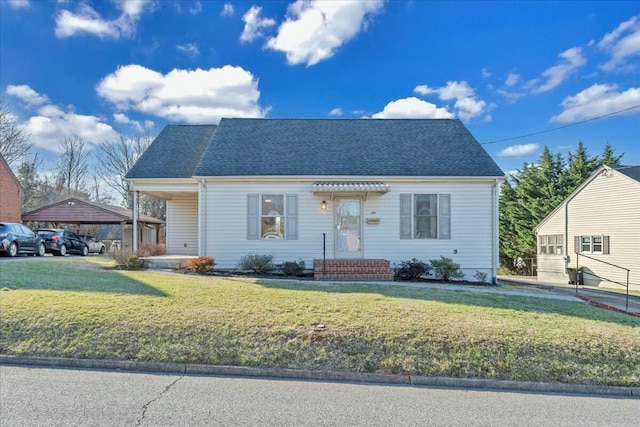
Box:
[498, 276, 640, 316]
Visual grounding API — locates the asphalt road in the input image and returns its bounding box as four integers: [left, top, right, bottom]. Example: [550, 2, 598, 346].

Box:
[1, 365, 638, 426]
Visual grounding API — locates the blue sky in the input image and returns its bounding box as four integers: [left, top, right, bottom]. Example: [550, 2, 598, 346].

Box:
[1, 0, 639, 177]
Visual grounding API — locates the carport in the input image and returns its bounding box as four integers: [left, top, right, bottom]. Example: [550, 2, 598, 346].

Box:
[21, 197, 164, 251]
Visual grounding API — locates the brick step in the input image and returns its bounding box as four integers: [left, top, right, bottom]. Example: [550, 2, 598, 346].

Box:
[313, 259, 394, 281]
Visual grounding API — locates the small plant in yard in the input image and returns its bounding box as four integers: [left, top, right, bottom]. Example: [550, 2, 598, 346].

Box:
[393, 258, 431, 280]
[430, 256, 465, 281]
[238, 253, 275, 274]
[125, 254, 146, 270]
[139, 243, 166, 257]
[188, 256, 216, 274]
[111, 249, 136, 268]
[280, 260, 306, 276]
[474, 270, 489, 284]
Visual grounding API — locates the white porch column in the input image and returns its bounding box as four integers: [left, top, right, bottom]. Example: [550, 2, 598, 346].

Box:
[133, 190, 139, 254]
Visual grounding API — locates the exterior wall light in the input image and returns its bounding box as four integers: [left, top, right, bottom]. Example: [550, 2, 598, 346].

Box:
[321, 200, 327, 210]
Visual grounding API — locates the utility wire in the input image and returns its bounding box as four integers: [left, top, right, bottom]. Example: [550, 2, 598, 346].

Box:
[480, 103, 640, 145]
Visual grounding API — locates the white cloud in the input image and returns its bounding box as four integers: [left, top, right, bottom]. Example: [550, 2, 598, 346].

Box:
[6, 85, 118, 152]
[240, 5, 275, 43]
[176, 43, 200, 58]
[328, 108, 343, 116]
[505, 73, 520, 87]
[528, 47, 586, 93]
[481, 68, 491, 78]
[551, 83, 640, 123]
[372, 97, 453, 119]
[265, 0, 384, 66]
[4, 0, 30, 9]
[6, 84, 50, 106]
[189, 1, 202, 15]
[55, 0, 153, 39]
[495, 89, 524, 103]
[497, 143, 540, 157]
[598, 16, 640, 71]
[414, 81, 493, 122]
[221, 2, 234, 17]
[113, 112, 145, 132]
[96, 64, 266, 124]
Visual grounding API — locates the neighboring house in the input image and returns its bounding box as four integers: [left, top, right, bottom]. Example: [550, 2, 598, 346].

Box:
[536, 165, 640, 291]
[126, 119, 504, 281]
[0, 153, 24, 223]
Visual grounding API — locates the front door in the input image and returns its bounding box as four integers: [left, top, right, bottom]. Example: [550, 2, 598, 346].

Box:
[335, 198, 362, 259]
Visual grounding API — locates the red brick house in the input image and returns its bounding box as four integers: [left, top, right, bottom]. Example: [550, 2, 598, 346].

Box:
[0, 153, 24, 223]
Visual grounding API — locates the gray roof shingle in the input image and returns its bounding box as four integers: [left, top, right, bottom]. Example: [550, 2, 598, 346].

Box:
[126, 125, 216, 179]
[128, 119, 504, 179]
[613, 165, 640, 183]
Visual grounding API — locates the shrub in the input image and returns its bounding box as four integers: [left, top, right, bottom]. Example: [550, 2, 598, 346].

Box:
[238, 253, 275, 274]
[474, 270, 489, 284]
[111, 249, 134, 268]
[280, 260, 306, 276]
[430, 256, 465, 281]
[188, 256, 216, 274]
[139, 243, 166, 257]
[393, 258, 431, 280]
[126, 254, 145, 270]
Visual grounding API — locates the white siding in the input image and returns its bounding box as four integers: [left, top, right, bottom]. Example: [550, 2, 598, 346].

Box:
[166, 195, 198, 255]
[538, 170, 640, 291]
[536, 207, 567, 283]
[203, 180, 497, 280]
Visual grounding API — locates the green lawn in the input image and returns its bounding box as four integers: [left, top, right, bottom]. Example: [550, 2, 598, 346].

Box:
[1, 257, 639, 386]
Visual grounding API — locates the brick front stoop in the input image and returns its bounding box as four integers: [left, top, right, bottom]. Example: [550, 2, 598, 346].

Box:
[314, 259, 394, 281]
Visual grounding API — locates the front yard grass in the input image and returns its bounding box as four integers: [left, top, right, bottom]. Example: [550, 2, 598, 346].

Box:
[1, 257, 639, 386]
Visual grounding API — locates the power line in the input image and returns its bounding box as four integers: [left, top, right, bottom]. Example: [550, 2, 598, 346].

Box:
[480, 103, 640, 145]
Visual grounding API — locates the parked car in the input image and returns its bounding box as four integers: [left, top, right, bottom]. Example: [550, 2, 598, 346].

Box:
[0, 222, 46, 257]
[77, 235, 106, 254]
[36, 229, 89, 256]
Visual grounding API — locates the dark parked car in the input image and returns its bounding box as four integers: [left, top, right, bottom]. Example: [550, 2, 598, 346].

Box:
[0, 222, 46, 257]
[36, 229, 89, 256]
[77, 235, 106, 254]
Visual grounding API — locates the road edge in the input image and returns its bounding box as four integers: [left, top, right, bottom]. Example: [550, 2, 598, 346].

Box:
[1, 355, 638, 397]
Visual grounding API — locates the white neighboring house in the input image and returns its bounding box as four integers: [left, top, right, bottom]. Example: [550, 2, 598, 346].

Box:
[126, 118, 504, 281]
[535, 165, 640, 292]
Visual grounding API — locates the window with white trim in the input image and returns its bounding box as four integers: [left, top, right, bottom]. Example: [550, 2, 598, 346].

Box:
[247, 194, 298, 240]
[580, 235, 604, 254]
[400, 193, 451, 239]
[539, 235, 563, 255]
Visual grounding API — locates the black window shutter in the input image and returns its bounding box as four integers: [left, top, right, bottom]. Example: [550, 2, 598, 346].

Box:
[603, 235, 610, 255]
[574, 236, 580, 254]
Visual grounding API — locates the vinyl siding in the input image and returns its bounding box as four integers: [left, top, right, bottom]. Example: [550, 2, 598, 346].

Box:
[536, 208, 567, 282]
[203, 180, 497, 279]
[166, 195, 198, 255]
[538, 170, 640, 290]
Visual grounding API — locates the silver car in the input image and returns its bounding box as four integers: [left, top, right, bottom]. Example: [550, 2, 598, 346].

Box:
[78, 235, 106, 254]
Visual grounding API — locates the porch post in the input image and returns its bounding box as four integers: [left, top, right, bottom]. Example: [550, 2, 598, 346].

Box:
[133, 190, 139, 253]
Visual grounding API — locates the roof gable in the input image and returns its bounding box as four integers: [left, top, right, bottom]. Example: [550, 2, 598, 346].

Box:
[22, 198, 163, 224]
[126, 125, 217, 179]
[0, 153, 24, 196]
[613, 165, 640, 183]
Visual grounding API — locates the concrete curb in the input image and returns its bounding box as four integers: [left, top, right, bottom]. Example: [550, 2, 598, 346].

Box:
[1, 355, 638, 397]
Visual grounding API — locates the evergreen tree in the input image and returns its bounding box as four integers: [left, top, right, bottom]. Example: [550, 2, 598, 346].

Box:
[598, 142, 623, 166]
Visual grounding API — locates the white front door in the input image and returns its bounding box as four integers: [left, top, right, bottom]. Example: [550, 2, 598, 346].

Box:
[335, 198, 362, 259]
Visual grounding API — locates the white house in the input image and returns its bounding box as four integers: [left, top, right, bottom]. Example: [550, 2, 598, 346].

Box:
[126, 119, 504, 281]
[535, 165, 640, 291]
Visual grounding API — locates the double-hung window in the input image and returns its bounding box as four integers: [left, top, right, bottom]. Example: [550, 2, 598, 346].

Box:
[400, 193, 451, 239]
[539, 235, 563, 255]
[575, 235, 609, 254]
[247, 194, 298, 240]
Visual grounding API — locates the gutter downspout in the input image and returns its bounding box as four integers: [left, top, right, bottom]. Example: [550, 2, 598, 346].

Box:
[198, 179, 206, 256]
[492, 179, 500, 284]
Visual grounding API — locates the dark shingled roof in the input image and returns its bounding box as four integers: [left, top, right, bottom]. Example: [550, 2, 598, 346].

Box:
[613, 165, 640, 183]
[126, 125, 216, 179]
[128, 119, 504, 178]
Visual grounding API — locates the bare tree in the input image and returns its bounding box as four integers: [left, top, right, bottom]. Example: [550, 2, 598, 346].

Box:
[55, 136, 90, 197]
[96, 130, 154, 208]
[0, 96, 32, 166]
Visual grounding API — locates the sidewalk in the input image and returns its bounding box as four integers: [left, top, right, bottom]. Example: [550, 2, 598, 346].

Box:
[498, 276, 640, 316]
